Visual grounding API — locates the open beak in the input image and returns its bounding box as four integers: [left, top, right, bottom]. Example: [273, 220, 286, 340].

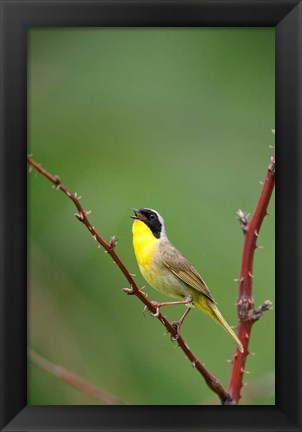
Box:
[130, 208, 139, 219]
[130, 208, 143, 220]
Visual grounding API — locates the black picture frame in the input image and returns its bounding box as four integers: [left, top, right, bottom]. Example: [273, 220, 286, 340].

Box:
[0, 0, 301, 431]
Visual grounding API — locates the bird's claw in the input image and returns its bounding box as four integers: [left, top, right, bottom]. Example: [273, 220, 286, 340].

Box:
[143, 305, 148, 316]
[171, 321, 182, 340]
[151, 307, 160, 317]
[143, 301, 160, 317]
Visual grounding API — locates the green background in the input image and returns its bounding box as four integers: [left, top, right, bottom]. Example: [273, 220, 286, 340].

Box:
[28, 28, 275, 405]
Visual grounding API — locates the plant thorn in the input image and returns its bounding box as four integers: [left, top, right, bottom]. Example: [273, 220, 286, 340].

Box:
[74, 212, 84, 221]
[123, 286, 134, 295]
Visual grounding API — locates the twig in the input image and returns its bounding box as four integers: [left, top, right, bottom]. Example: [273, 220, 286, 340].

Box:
[28, 349, 124, 405]
[227, 150, 275, 404]
[27, 155, 229, 404]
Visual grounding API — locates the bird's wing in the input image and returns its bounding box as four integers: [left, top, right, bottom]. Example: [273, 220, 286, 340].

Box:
[161, 243, 216, 303]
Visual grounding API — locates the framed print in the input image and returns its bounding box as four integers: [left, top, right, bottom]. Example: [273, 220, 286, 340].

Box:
[0, 0, 301, 431]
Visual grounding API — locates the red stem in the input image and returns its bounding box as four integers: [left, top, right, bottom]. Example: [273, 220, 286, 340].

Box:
[227, 150, 275, 403]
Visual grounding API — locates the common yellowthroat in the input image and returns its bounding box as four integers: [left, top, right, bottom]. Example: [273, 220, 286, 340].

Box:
[131, 208, 243, 353]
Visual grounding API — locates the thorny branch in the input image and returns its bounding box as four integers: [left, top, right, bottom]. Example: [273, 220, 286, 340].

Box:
[27, 155, 229, 404]
[227, 149, 275, 404]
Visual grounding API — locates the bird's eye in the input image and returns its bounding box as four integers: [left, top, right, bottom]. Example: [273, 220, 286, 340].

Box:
[150, 214, 156, 221]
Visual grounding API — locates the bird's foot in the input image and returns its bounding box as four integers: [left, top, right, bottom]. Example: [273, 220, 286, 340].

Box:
[143, 301, 161, 317]
[170, 306, 192, 340]
[171, 320, 182, 340]
[143, 297, 193, 319]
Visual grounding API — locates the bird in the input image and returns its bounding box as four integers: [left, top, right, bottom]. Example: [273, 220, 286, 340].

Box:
[131, 207, 243, 353]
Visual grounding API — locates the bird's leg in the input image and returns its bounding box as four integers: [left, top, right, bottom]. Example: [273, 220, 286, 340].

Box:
[171, 307, 192, 339]
[144, 296, 193, 318]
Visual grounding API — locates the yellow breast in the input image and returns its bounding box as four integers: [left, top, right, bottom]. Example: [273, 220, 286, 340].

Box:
[132, 219, 158, 282]
[132, 219, 191, 299]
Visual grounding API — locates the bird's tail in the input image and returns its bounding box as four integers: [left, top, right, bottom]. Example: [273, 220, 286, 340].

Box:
[195, 296, 244, 353]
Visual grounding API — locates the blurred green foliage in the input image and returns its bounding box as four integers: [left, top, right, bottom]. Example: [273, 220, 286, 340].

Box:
[28, 28, 275, 405]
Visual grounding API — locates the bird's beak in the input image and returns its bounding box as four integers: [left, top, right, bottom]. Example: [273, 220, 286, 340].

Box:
[130, 208, 143, 220]
[130, 208, 139, 220]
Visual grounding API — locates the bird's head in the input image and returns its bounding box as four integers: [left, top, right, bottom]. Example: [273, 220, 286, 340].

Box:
[131, 208, 165, 239]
